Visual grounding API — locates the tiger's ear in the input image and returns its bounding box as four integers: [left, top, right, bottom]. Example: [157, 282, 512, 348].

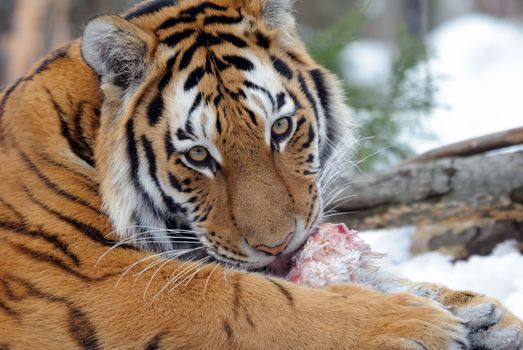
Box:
[81, 15, 156, 89]
[259, 0, 296, 31]
[245, 0, 299, 48]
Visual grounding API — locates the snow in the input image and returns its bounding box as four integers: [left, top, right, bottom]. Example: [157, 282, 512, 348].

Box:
[361, 228, 523, 319]
[341, 14, 523, 153]
[341, 40, 392, 87]
[413, 14, 523, 152]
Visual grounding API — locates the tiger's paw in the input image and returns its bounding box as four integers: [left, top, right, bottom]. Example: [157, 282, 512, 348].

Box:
[440, 290, 523, 350]
[359, 293, 470, 350]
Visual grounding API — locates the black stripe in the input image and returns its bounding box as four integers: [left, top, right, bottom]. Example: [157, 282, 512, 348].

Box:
[287, 89, 302, 109]
[8, 241, 101, 282]
[180, 1, 227, 17]
[223, 319, 234, 339]
[71, 101, 95, 167]
[126, 117, 178, 222]
[255, 32, 270, 49]
[126, 118, 142, 188]
[294, 116, 306, 134]
[276, 92, 286, 111]
[298, 73, 319, 123]
[141, 136, 162, 190]
[46, 88, 95, 167]
[125, 0, 177, 20]
[244, 81, 275, 109]
[168, 172, 182, 191]
[163, 29, 196, 47]
[159, 53, 179, 91]
[179, 42, 200, 70]
[24, 187, 125, 248]
[245, 108, 258, 126]
[4, 276, 101, 349]
[213, 94, 223, 107]
[204, 14, 243, 26]
[147, 54, 178, 126]
[197, 206, 212, 222]
[309, 68, 336, 162]
[178, 32, 230, 70]
[218, 33, 248, 48]
[184, 66, 205, 91]
[286, 51, 306, 65]
[215, 113, 222, 134]
[147, 94, 164, 125]
[157, 15, 195, 31]
[188, 92, 203, 116]
[0, 299, 18, 318]
[222, 55, 254, 71]
[60, 106, 94, 166]
[0, 196, 24, 221]
[211, 55, 228, 72]
[185, 118, 195, 137]
[0, 221, 80, 266]
[0, 46, 68, 124]
[18, 149, 100, 214]
[309, 69, 331, 120]
[302, 124, 315, 149]
[0, 78, 22, 124]
[141, 136, 183, 214]
[271, 56, 293, 80]
[165, 130, 175, 158]
[68, 308, 101, 350]
[0, 280, 17, 301]
[145, 333, 167, 350]
[269, 279, 295, 307]
[34, 45, 69, 75]
[176, 128, 194, 141]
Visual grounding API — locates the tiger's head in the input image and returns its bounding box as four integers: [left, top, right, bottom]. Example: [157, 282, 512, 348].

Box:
[82, 0, 353, 272]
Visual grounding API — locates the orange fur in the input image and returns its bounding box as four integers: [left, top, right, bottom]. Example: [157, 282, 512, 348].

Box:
[0, 0, 519, 349]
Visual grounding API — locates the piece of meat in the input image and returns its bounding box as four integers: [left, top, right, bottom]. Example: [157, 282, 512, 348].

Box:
[286, 223, 383, 287]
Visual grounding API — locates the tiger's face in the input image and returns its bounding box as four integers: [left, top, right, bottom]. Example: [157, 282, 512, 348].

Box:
[82, 0, 352, 271]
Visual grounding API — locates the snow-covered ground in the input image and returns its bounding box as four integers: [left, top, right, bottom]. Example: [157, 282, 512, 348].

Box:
[362, 228, 523, 319]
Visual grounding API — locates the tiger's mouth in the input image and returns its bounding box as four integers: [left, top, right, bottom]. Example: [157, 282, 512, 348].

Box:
[263, 254, 294, 277]
[258, 236, 311, 277]
[201, 217, 320, 278]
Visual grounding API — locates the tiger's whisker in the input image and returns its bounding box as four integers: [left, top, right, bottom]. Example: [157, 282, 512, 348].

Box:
[115, 247, 204, 287]
[143, 258, 173, 300]
[203, 263, 220, 296]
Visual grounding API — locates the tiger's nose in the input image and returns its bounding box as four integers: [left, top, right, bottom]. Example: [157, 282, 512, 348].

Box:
[252, 233, 293, 256]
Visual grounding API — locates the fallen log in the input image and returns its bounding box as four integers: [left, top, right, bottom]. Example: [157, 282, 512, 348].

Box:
[336, 150, 523, 231]
[411, 219, 523, 260]
[403, 126, 523, 164]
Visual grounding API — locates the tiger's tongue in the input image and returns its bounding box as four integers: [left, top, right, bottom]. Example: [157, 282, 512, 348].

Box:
[267, 254, 293, 277]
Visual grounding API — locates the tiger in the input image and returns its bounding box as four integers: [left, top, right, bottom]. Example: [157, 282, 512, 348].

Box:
[0, 0, 521, 349]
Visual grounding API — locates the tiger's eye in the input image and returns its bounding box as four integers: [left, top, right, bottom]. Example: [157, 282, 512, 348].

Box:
[187, 146, 209, 163]
[272, 117, 291, 136]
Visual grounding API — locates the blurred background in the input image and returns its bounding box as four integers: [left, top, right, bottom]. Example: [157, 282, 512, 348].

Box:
[1, 0, 522, 316]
